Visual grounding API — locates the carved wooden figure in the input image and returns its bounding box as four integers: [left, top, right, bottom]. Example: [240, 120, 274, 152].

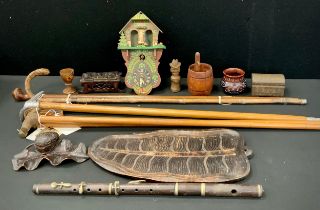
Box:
[118, 11, 166, 95]
[170, 59, 181, 93]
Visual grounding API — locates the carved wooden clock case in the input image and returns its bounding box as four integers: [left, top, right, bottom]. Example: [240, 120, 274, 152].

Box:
[118, 11, 166, 95]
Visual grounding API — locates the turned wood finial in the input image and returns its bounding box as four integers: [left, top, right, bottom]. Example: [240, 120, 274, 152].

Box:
[170, 59, 181, 93]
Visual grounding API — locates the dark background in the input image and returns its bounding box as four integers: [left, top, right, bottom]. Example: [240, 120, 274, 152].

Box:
[0, 0, 320, 78]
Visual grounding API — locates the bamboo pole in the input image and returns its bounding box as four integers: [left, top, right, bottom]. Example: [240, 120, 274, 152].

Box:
[40, 116, 320, 130]
[41, 94, 307, 105]
[40, 102, 314, 121]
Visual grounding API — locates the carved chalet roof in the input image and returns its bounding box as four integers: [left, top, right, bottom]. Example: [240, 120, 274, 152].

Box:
[119, 11, 163, 34]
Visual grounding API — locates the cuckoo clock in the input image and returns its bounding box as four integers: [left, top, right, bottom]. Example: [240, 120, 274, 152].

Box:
[117, 11, 166, 95]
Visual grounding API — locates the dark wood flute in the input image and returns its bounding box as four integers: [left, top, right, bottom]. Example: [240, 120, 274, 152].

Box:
[33, 181, 264, 198]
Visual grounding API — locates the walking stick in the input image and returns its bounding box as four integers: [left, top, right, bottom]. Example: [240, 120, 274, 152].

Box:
[19, 91, 307, 105]
[39, 102, 314, 121]
[40, 116, 320, 130]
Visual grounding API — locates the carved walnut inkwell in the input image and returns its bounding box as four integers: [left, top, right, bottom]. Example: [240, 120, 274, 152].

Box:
[12, 129, 89, 171]
[34, 130, 61, 153]
[221, 68, 247, 95]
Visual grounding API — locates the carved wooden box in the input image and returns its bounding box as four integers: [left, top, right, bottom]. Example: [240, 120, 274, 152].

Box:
[252, 73, 285, 96]
[80, 72, 121, 93]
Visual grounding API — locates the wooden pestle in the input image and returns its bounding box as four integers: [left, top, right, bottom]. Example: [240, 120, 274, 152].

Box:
[195, 52, 201, 72]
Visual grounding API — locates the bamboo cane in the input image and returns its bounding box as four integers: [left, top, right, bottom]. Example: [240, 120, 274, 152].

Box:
[40, 94, 307, 105]
[40, 116, 320, 130]
[39, 102, 315, 121]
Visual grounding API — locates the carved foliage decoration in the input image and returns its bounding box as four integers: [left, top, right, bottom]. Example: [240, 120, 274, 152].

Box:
[89, 129, 251, 183]
[125, 50, 160, 95]
[12, 139, 89, 171]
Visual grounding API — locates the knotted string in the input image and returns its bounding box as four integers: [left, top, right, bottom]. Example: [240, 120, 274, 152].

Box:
[218, 96, 231, 105]
[65, 94, 72, 104]
[36, 108, 61, 128]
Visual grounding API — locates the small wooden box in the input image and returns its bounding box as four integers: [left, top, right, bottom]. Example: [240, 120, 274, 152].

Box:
[80, 72, 121, 93]
[251, 73, 285, 96]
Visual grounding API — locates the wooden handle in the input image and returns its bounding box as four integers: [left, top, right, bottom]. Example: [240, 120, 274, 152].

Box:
[12, 68, 50, 101]
[18, 109, 39, 138]
[25, 68, 50, 96]
[195, 52, 200, 64]
[195, 52, 201, 71]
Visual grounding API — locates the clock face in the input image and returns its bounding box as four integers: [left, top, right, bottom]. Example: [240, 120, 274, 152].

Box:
[132, 62, 152, 88]
[125, 50, 161, 95]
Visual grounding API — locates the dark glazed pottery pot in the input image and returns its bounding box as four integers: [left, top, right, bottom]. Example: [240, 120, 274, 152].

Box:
[221, 68, 246, 95]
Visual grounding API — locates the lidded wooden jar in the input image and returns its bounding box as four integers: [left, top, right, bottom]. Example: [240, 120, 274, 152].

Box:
[251, 73, 285, 96]
[187, 52, 214, 96]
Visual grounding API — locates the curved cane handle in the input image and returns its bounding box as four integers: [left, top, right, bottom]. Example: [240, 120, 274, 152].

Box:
[12, 68, 50, 101]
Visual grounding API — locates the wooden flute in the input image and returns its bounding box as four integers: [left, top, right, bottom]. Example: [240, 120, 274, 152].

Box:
[33, 181, 264, 198]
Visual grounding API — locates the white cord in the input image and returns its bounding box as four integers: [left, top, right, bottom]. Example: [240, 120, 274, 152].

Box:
[36, 107, 44, 128]
[65, 94, 72, 104]
[44, 109, 60, 116]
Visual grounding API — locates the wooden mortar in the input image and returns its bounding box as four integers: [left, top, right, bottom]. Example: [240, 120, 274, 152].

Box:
[187, 52, 213, 96]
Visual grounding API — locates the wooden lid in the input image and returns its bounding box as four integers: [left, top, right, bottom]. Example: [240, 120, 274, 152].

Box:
[252, 73, 285, 86]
